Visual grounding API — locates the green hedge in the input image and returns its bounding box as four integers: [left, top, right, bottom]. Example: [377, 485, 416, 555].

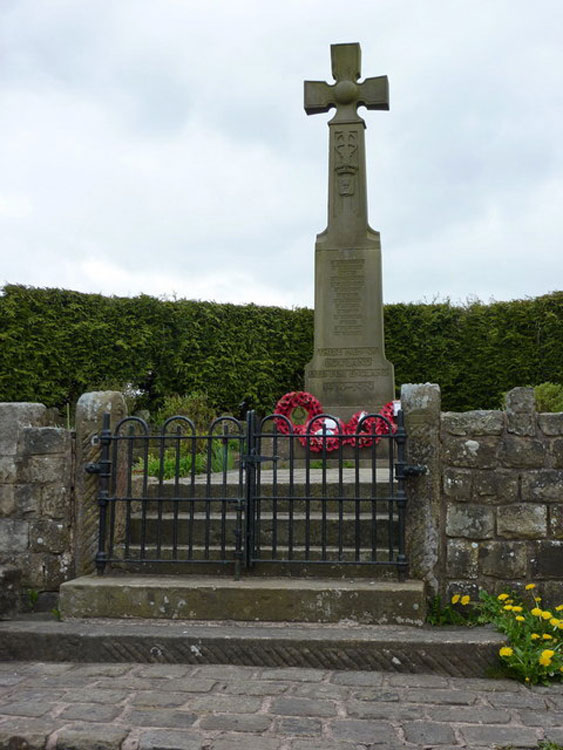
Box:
[0, 284, 561, 414]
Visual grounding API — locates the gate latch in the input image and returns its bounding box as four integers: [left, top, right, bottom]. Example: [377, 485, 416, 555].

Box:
[85, 462, 101, 474]
[242, 454, 279, 467]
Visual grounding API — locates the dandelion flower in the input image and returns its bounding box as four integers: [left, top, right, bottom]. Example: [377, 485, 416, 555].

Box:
[556, 604, 563, 612]
[531, 608, 543, 617]
[525, 583, 536, 590]
[541, 611, 553, 620]
[460, 595, 470, 606]
[515, 615, 525, 622]
[511, 606, 523, 613]
[504, 605, 513, 611]
[539, 649, 555, 667]
[451, 594, 460, 604]
[542, 633, 553, 640]
[531, 633, 540, 640]
[499, 646, 513, 657]
[497, 593, 509, 601]
[549, 618, 560, 627]
[534, 596, 542, 603]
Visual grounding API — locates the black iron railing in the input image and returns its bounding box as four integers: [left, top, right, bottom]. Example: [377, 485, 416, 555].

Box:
[92, 410, 417, 579]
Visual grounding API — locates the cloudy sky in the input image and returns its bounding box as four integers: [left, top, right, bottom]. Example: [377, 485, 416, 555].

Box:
[1, 0, 562, 307]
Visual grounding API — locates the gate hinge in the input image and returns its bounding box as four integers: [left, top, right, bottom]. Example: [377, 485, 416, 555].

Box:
[85, 462, 101, 474]
[402, 464, 427, 478]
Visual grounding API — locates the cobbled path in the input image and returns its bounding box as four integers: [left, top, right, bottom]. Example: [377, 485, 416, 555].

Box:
[0, 662, 562, 749]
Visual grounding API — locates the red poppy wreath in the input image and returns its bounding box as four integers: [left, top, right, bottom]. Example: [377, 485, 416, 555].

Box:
[274, 391, 396, 452]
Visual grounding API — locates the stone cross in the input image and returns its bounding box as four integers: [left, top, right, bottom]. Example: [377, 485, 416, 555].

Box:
[304, 43, 395, 420]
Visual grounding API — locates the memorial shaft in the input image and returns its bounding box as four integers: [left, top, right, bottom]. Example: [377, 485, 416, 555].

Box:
[304, 43, 395, 420]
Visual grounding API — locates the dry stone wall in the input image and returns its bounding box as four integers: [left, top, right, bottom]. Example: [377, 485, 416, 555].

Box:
[440, 387, 563, 603]
[0, 404, 73, 615]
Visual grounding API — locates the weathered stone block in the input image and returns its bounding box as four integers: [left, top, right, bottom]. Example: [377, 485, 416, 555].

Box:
[538, 412, 563, 436]
[479, 541, 528, 578]
[0, 565, 21, 616]
[531, 540, 563, 578]
[521, 470, 563, 502]
[445, 581, 480, 602]
[497, 504, 547, 539]
[22, 550, 73, 589]
[0, 518, 28, 552]
[30, 519, 70, 554]
[498, 436, 545, 468]
[441, 411, 504, 437]
[550, 505, 563, 538]
[505, 387, 536, 436]
[446, 539, 479, 578]
[442, 437, 499, 469]
[0, 485, 15, 516]
[14, 484, 39, 514]
[19, 455, 70, 484]
[543, 580, 563, 608]
[41, 484, 71, 519]
[0, 403, 47, 455]
[446, 505, 495, 539]
[443, 468, 472, 500]
[472, 470, 519, 505]
[0, 456, 17, 483]
[551, 438, 563, 469]
[22, 426, 71, 455]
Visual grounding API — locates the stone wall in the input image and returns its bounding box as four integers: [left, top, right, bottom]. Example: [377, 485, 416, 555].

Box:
[403, 384, 563, 606]
[0, 404, 73, 615]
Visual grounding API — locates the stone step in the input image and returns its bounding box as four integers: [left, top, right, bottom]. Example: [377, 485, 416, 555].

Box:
[126, 512, 398, 547]
[0, 616, 504, 677]
[59, 575, 424, 625]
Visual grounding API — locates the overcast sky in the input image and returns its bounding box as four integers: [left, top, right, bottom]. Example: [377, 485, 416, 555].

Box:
[1, 0, 562, 308]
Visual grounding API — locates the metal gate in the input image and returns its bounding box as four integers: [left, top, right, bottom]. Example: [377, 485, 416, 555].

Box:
[90, 410, 419, 579]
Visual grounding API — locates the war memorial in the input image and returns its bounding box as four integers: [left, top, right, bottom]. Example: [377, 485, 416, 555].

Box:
[0, 43, 562, 750]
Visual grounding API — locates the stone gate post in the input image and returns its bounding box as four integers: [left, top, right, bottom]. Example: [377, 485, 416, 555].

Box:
[74, 392, 127, 577]
[401, 383, 443, 595]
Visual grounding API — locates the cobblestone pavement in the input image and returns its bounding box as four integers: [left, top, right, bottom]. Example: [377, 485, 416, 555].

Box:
[0, 662, 562, 749]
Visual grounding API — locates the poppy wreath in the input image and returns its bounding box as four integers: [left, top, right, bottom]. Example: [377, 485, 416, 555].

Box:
[303, 413, 347, 453]
[345, 401, 397, 448]
[273, 391, 323, 435]
[274, 391, 396, 452]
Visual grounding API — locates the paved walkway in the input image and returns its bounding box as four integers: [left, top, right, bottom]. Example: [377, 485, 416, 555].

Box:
[0, 662, 562, 749]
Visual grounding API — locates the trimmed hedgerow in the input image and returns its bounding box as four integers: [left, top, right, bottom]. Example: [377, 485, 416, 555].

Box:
[0, 285, 561, 415]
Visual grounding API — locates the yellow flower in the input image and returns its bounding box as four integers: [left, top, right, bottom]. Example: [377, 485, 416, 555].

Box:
[542, 633, 553, 640]
[499, 646, 513, 657]
[534, 596, 542, 603]
[503, 604, 513, 611]
[549, 618, 560, 627]
[511, 606, 523, 613]
[531, 633, 541, 640]
[531, 608, 543, 617]
[539, 649, 555, 667]
[460, 595, 470, 606]
[451, 594, 460, 604]
[497, 593, 509, 601]
[558, 622, 563, 630]
[541, 611, 553, 620]
[515, 615, 525, 622]
[525, 583, 536, 590]
[556, 604, 563, 612]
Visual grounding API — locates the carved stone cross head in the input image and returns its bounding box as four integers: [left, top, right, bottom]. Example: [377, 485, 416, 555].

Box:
[304, 43, 389, 124]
